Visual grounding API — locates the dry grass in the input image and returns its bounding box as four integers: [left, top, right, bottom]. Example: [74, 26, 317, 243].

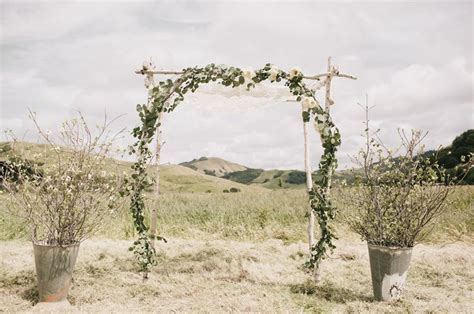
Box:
[3, 186, 471, 245]
[0, 238, 473, 313]
[0, 160, 472, 312]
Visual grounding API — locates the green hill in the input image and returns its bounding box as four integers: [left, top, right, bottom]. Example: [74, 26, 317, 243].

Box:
[179, 157, 247, 177]
[0, 142, 253, 194]
[180, 156, 308, 189]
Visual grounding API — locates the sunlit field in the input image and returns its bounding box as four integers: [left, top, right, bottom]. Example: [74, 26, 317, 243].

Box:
[1, 186, 472, 312]
[2, 186, 473, 243]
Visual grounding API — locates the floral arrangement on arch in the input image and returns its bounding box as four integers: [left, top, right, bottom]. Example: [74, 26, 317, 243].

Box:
[127, 62, 342, 274]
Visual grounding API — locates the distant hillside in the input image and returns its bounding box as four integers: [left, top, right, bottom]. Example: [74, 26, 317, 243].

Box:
[179, 156, 308, 189]
[0, 142, 253, 193]
[158, 164, 255, 193]
[252, 169, 307, 189]
[179, 157, 247, 177]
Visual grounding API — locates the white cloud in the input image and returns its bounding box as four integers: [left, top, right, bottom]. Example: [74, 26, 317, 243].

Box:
[0, 1, 472, 170]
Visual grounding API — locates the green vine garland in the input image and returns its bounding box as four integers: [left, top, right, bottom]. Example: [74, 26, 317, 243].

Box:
[130, 63, 341, 273]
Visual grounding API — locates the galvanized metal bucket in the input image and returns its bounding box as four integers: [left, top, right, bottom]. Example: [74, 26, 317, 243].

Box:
[368, 244, 413, 301]
[33, 241, 80, 303]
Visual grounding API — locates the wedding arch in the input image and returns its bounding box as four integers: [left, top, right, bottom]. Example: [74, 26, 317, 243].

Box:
[129, 58, 356, 279]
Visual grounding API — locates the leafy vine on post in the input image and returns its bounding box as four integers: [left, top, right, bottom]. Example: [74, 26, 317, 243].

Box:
[129, 60, 356, 279]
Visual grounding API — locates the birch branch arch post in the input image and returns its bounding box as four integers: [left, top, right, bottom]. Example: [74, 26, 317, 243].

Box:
[129, 59, 356, 280]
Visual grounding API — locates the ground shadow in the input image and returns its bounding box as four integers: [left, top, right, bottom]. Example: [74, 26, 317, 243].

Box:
[0, 270, 39, 305]
[289, 279, 373, 303]
[20, 285, 39, 305]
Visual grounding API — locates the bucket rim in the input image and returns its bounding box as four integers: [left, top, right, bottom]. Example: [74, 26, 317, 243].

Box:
[367, 243, 413, 251]
[32, 240, 80, 248]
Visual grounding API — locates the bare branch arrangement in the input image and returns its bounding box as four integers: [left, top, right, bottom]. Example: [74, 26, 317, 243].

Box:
[340, 103, 472, 247]
[2, 112, 126, 245]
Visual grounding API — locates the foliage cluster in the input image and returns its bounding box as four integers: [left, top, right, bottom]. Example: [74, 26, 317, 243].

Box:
[424, 129, 473, 184]
[286, 170, 307, 185]
[204, 169, 217, 176]
[223, 168, 264, 184]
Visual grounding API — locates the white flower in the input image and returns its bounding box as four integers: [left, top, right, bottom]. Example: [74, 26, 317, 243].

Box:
[65, 176, 71, 182]
[242, 68, 256, 81]
[100, 170, 107, 177]
[301, 97, 318, 111]
[289, 67, 302, 79]
[318, 114, 328, 123]
[314, 120, 325, 133]
[268, 66, 279, 81]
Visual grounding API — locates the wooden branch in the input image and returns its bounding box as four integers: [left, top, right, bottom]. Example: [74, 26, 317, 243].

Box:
[325, 57, 333, 112]
[151, 112, 162, 251]
[135, 68, 357, 81]
[302, 111, 316, 254]
[306, 72, 357, 81]
[136, 69, 183, 75]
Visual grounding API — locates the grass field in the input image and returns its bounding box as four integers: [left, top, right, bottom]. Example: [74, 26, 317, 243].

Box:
[2, 185, 472, 244]
[0, 186, 473, 312]
[2, 186, 473, 244]
[1, 142, 473, 312]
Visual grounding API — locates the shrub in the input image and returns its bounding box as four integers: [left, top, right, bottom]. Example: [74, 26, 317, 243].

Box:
[285, 171, 306, 184]
[0, 157, 43, 190]
[273, 171, 284, 179]
[223, 189, 229, 193]
[0, 143, 12, 154]
[223, 168, 263, 184]
[204, 169, 216, 176]
[229, 187, 240, 193]
[2, 112, 125, 246]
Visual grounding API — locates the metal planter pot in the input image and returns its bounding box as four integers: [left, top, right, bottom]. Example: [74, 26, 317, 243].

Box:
[367, 244, 413, 301]
[33, 241, 80, 303]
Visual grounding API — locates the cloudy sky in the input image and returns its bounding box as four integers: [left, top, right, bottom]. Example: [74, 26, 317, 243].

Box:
[0, 1, 472, 170]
